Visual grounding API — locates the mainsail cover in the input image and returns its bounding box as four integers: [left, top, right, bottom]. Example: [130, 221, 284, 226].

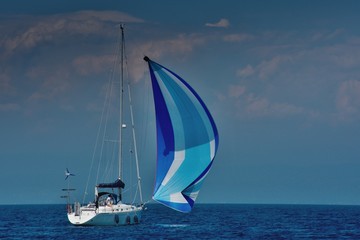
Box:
[97, 178, 125, 189]
[144, 57, 219, 213]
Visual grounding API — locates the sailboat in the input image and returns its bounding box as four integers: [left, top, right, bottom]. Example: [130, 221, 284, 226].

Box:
[67, 25, 143, 226]
[66, 25, 219, 226]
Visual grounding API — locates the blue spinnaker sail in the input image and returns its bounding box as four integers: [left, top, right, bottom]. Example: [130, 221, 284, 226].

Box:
[144, 57, 219, 213]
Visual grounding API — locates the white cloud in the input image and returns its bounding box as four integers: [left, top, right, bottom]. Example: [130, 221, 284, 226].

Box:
[72, 55, 115, 75]
[64, 10, 143, 23]
[258, 55, 291, 80]
[245, 95, 305, 118]
[311, 29, 343, 41]
[235, 55, 291, 80]
[27, 66, 70, 102]
[205, 18, 230, 28]
[2, 11, 143, 55]
[0, 103, 20, 112]
[336, 80, 360, 121]
[228, 85, 246, 98]
[0, 73, 15, 95]
[236, 65, 255, 78]
[70, 33, 206, 82]
[327, 44, 360, 69]
[127, 34, 205, 82]
[223, 33, 253, 42]
[220, 83, 308, 119]
[246, 96, 269, 116]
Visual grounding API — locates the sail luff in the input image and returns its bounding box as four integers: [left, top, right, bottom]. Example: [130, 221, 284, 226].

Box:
[145, 58, 175, 194]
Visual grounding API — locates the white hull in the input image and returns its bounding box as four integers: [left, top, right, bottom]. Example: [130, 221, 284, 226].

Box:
[68, 203, 142, 226]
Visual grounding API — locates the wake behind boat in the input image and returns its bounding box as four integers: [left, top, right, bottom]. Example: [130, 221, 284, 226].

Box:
[65, 25, 219, 226]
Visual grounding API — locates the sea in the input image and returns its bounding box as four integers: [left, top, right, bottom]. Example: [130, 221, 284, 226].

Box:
[1, 204, 360, 239]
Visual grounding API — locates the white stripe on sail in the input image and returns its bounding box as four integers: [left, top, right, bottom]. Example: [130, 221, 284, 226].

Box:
[170, 192, 187, 203]
[210, 139, 215, 160]
[161, 150, 185, 186]
[188, 190, 199, 201]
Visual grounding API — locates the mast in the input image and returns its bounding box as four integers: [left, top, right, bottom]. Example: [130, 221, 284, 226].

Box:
[119, 24, 124, 179]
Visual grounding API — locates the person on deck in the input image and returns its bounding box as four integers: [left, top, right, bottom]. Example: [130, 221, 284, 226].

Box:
[106, 195, 113, 206]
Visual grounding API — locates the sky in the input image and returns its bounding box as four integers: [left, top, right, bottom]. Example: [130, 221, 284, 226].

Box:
[1, 0, 360, 205]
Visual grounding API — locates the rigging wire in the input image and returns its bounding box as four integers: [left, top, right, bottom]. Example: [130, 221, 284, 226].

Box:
[82, 25, 145, 205]
[82, 72, 111, 204]
[95, 49, 120, 185]
[123, 26, 143, 203]
[82, 30, 122, 204]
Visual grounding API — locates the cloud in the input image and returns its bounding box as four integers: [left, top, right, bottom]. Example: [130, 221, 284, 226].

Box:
[235, 55, 292, 80]
[223, 33, 253, 42]
[1, 11, 143, 55]
[258, 55, 292, 80]
[1, 10, 209, 117]
[72, 55, 115, 75]
[205, 18, 230, 28]
[153, 34, 205, 55]
[336, 80, 360, 121]
[64, 10, 143, 23]
[311, 29, 343, 41]
[0, 73, 15, 95]
[236, 65, 255, 78]
[245, 95, 305, 118]
[127, 34, 205, 82]
[0, 103, 20, 112]
[326, 44, 360, 69]
[0, 10, 146, 110]
[27, 66, 70, 102]
[69, 33, 205, 82]
[220, 83, 307, 119]
[228, 85, 246, 98]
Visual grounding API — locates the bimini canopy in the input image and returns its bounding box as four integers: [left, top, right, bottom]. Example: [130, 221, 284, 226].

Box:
[144, 57, 219, 213]
[97, 178, 125, 189]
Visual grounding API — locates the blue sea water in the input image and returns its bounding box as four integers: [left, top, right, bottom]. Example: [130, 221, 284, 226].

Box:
[1, 204, 360, 239]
